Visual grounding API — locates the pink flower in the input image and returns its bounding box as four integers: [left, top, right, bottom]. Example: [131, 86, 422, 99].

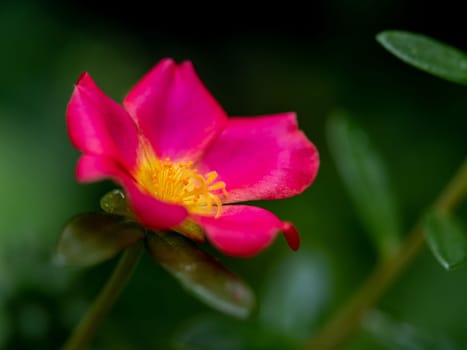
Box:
[67, 59, 319, 257]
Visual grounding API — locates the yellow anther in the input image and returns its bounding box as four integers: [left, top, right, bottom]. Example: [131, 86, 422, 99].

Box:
[135, 142, 227, 217]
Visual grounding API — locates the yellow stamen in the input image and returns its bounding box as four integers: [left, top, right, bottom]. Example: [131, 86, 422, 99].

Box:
[134, 140, 227, 217]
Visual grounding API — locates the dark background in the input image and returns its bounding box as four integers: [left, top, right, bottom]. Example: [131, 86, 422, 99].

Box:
[0, 1, 466, 349]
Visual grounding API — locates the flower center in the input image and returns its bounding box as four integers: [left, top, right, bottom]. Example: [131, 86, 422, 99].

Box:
[134, 142, 227, 217]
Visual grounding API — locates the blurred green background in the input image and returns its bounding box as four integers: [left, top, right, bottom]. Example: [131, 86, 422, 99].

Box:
[1, 1, 466, 349]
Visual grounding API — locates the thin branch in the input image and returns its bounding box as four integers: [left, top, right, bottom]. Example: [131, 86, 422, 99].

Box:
[62, 242, 144, 350]
[304, 157, 467, 350]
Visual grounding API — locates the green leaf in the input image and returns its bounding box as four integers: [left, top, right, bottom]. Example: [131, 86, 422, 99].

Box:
[55, 213, 145, 267]
[423, 211, 467, 271]
[146, 233, 255, 319]
[327, 113, 401, 258]
[174, 314, 298, 350]
[377, 30, 467, 85]
[259, 251, 330, 340]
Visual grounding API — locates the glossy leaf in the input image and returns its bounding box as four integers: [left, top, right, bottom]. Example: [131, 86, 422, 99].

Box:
[174, 314, 298, 350]
[146, 232, 255, 319]
[423, 211, 467, 271]
[259, 251, 330, 340]
[327, 113, 401, 258]
[377, 30, 467, 85]
[55, 213, 145, 267]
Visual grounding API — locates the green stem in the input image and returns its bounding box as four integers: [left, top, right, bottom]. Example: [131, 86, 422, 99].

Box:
[62, 242, 144, 350]
[304, 157, 467, 350]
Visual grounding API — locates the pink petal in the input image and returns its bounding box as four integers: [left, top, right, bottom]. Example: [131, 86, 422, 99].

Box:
[124, 179, 188, 231]
[76, 154, 123, 183]
[194, 205, 294, 257]
[77, 154, 188, 230]
[198, 113, 319, 202]
[282, 222, 300, 251]
[67, 73, 139, 170]
[123, 59, 227, 160]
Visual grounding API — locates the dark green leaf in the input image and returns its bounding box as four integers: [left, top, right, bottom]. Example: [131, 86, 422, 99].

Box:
[146, 233, 255, 319]
[377, 30, 467, 85]
[423, 211, 467, 271]
[259, 251, 330, 340]
[327, 113, 401, 258]
[55, 213, 145, 267]
[174, 314, 298, 350]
